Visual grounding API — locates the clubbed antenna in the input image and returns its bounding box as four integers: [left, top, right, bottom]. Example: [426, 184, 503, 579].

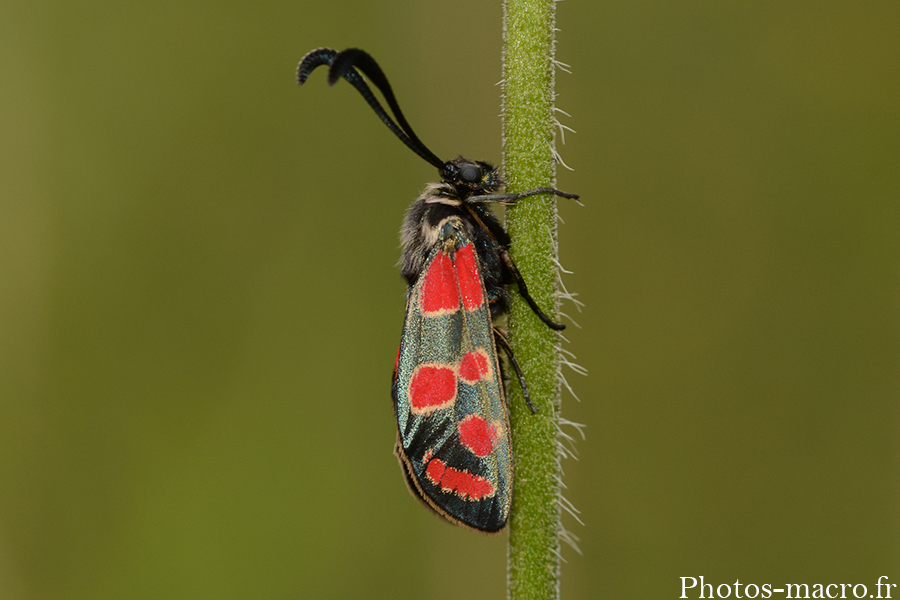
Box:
[298, 47, 445, 171]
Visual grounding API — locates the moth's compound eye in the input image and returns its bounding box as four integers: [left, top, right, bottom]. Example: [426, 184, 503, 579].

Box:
[459, 163, 481, 183]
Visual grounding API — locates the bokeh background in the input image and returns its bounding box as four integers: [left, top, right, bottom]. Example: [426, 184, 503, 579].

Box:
[2, 1, 898, 598]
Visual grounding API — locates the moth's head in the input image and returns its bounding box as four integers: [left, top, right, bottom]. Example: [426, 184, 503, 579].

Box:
[440, 157, 502, 195]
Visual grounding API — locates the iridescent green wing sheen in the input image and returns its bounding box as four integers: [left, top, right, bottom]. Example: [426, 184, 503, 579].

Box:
[392, 219, 512, 533]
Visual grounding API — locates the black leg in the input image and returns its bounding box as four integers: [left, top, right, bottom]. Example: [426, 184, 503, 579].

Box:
[499, 248, 566, 331]
[493, 328, 538, 413]
[469, 187, 580, 205]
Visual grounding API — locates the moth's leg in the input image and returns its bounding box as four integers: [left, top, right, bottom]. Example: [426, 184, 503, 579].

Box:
[493, 327, 538, 414]
[499, 248, 566, 331]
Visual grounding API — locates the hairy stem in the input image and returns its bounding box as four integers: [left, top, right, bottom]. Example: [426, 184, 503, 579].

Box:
[502, 0, 564, 598]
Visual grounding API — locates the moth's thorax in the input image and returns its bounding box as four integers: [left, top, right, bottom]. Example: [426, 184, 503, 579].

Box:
[421, 182, 463, 205]
[400, 194, 470, 283]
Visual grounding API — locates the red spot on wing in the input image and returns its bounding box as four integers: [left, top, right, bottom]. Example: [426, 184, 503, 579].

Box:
[409, 364, 457, 413]
[455, 244, 484, 311]
[458, 349, 492, 384]
[458, 414, 500, 457]
[420, 252, 460, 315]
[425, 457, 495, 500]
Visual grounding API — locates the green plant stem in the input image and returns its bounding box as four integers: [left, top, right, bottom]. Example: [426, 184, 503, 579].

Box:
[502, 0, 564, 598]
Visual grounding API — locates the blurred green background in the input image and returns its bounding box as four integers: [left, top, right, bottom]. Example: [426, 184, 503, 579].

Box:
[2, 0, 898, 598]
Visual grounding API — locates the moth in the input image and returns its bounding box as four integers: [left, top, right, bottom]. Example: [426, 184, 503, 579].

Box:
[297, 48, 577, 533]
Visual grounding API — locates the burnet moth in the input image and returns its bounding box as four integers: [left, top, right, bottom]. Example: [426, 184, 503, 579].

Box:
[297, 48, 578, 534]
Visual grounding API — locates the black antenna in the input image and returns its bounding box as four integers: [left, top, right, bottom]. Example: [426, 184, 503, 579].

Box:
[298, 48, 445, 171]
